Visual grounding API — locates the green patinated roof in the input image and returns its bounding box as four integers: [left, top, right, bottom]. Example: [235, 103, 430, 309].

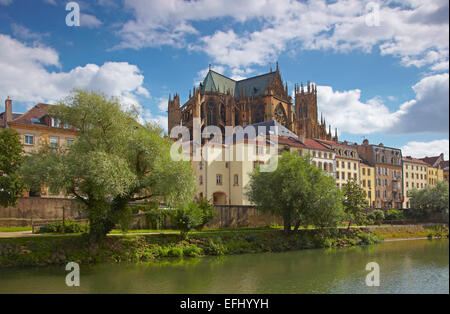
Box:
[201, 70, 276, 98]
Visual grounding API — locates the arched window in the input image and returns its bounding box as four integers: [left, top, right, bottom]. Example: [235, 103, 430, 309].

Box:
[207, 103, 217, 125]
[220, 103, 226, 122]
[274, 103, 287, 127]
[234, 109, 240, 125]
[254, 104, 265, 123]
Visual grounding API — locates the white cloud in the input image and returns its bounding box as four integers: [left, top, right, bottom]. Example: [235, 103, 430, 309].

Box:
[118, 0, 449, 73]
[81, 13, 102, 28]
[157, 97, 168, 112]
[401, 139, 449, 159]
[317, 73, 449, 135]
[11, 23, 49, 41]
[0, 34, 150, 116]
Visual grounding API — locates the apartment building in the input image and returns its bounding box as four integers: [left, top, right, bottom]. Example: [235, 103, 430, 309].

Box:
[356, 139, 403, 209]
[317, 139, 359, 189]
[402, 156, 429, 208]
[1, 97, 77, 197]
[360, 161, 375, 208]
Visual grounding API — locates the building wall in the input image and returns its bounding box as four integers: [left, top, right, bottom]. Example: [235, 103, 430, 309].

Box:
[335, 157, 359, 188]
[0, 197, 85, 227]
[428, 167, 439, 186]
[403, 161, 428, 208]
[360, 163, 375, 207]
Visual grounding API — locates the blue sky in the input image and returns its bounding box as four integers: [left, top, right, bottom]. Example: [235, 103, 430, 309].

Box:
[0, 0, 448, 158]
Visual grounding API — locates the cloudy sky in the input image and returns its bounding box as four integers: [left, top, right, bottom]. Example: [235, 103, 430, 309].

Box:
[0, 0, 448, 158]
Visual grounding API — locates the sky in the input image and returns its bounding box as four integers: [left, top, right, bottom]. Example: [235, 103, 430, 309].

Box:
[0, 0, 448, 159]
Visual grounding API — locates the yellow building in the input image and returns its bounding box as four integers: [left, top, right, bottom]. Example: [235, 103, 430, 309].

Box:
[1, 98, 78, 197]
[402, 157, 429, 208]
[360, 161, 375, 208]
[427, 167, 439, 186]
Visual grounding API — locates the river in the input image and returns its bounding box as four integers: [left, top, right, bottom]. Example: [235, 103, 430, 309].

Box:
[0, 239, 448, 294]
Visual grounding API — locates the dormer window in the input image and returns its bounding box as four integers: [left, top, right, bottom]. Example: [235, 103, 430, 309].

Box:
[51, 118, 60, 128]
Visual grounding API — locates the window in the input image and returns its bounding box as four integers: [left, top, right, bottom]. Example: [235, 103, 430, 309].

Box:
[199, 176, 203, 185]
[49, 137, 58, 148]
[348, 162, 351, 169]
[66, 138, 74, 148]
[225, 162, 229, 169]
[362, 168, 366, 176]
[234, 175, 239, 186]
[336, 172, 340, 179]
[368, 180, 371, 188]
[51, 118, 60, 128]
[63, 122, 71, 129]
[368, 191, 371, 198]
[253, 161, 258, 169]
[367, 169, 371, 176]
[342, 161, 345, 168]
[199, 161, 203, 170]
[216, 174, 222, 185]
[24, 134, 34, 145]
[336, 162, 339, 169]
[354, 163, 357, 170]
[354, 173, 357, 179]
[362, 180, 366, 187]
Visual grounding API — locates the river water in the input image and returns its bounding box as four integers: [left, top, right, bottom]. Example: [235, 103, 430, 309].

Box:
[0, 239, 448, 294]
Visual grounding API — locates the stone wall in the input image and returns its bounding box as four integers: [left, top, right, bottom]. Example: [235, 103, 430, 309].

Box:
[206, 205, 280, 228]
[0, 197, 85, 227]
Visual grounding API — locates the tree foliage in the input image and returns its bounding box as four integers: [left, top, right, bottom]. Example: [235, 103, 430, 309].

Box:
[342, 178, 368, 228]
[0, 129, 24, 207]
[246, 152, 344, 234]
[409, 181, 449, 220]
[20, 90, 195, 241]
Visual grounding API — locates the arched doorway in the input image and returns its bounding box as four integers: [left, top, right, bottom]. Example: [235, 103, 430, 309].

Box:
[212, 192, 227, 205]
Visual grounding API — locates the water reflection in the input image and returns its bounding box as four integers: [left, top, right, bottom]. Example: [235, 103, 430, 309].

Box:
[0, 239, 448, 294]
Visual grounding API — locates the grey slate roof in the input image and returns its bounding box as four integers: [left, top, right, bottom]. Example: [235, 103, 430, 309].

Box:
[201, 70, 276, 98]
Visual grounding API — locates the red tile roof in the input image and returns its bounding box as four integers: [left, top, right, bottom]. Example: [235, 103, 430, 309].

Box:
[302, 138, 331, 151]
[9, 103, 52, 126]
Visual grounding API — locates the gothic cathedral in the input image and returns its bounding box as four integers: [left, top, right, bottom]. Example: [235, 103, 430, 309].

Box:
[168, 63, 337, 141]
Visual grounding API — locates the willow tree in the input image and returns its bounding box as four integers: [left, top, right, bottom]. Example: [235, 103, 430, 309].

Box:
[21, 90, 195, 241]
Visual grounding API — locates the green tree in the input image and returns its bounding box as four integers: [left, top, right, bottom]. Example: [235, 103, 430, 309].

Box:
[196, 197, 216, 230]
[0, 129, 24, 207]
[342, 178, 368, 228]
[173, 202, 203, 239]
[246, 152, 344, 234]
[409, 181, 449, 220]
[20, 90, 195, 242]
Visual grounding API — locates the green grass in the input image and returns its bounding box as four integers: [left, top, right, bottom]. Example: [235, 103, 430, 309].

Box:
[0, 227, 32, 232]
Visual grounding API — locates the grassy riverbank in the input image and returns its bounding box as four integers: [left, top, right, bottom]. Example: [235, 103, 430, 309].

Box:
[0, 225, 447, 268]
[0, 228, 380, 268]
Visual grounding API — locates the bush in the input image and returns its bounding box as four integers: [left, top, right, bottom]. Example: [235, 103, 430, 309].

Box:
[385, 209, 404, 221]
[183, 245, 202, 257]
[39, 220, 87, 234]
[368, 210, 385, 225]
[196, 198, 216, 230]
[204, 239, 226, 256]
[173, 202, 203, 239]
[167, 247, 183, 257]
[145, 209, 173, 230]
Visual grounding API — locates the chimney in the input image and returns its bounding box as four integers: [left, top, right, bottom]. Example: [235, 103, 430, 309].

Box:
[5, 96, 12, 124]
